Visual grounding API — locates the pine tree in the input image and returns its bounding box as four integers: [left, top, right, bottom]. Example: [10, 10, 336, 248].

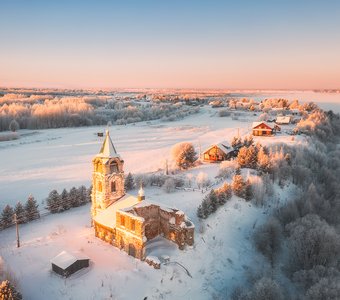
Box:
[1, 205, 14, 229]
[232, 175, 246, 198]
[14, 202, 26, 224]
[257, 147, 271, 173]
[0, 280, 22, 300]
[124, 173, 134, 191]
[46, 190, 61, 213]
[237, 146, 248, 168]
[231, 136, 242, 149]
[60, 188, 70, 211]
[208, 190, 218, 214]
[78, 185, 89, 205]
[247, 145, 258, 169]
[25, 195, 40, 221]
[69, 187, 80, 207]
[244, 180, 253, 201]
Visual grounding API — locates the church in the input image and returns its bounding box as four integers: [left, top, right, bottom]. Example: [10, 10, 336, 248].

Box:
[91, 130, 194, 260]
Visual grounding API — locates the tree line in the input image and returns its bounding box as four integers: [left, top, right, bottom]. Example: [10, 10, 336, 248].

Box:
[0, 185, 91, 230]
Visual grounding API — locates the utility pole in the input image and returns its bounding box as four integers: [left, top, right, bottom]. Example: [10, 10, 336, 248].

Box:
[165, 159, 169, 175]
[14, 213, 20, 248]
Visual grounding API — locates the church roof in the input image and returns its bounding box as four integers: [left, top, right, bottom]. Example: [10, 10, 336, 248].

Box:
[97, 130, 120, 158]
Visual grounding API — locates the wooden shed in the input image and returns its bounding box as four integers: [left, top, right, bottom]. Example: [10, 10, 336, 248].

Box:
[202, 143, 238, 162]
[51, 251, 90, 277]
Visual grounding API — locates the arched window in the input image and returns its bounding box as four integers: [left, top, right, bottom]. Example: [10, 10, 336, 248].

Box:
[110, 162, 118, 173]
[111, 181, 116, 192]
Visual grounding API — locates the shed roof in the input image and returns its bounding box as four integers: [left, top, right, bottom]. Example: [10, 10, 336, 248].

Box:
[51, 251, 89, 270]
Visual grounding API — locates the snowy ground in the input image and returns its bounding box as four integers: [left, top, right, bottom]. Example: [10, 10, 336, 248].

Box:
[0, 105, 305, 299]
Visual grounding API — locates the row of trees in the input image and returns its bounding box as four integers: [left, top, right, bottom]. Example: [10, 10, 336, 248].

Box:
[46, 186, 91, 214]
[0, 95, 200, 131]
[1, 185, 92, 229]
[0, 196, 39, 230]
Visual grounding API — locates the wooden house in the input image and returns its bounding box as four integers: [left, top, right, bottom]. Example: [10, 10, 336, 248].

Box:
[202, 142, 238, 162]
[51, 251, 90, 277]
[252, 122, 277, 136]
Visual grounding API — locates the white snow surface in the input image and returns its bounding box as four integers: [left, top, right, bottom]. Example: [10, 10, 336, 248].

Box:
[0, 105, 303, 299]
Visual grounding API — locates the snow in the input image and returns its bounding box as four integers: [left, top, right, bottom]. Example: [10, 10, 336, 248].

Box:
[93, 194, 140, 229]
[0, 103, 311, 299]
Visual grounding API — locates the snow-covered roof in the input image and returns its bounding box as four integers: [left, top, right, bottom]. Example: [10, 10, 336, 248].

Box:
[96, 130, 120, 158]
[51, 251, 89, 270]
[93, 193, 140, 229]
[252, 122, 273, 129]
[203, 142, 231, 155]
[276, 116, 291, 124]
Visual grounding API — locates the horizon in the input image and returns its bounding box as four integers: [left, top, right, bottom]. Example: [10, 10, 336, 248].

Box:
[1, 1, 340, 89]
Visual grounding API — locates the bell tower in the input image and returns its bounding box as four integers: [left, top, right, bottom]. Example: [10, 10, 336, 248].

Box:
[91, 130, 125, 218]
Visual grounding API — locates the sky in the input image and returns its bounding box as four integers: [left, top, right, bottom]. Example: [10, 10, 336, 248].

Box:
[0, 0, 340, 90]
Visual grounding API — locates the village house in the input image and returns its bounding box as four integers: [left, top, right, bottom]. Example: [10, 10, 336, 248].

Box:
[275, 115, 291, 125]
[91, 130, 194, 260]
[202, 142, 238, 162]
[252, 121, 280, 136]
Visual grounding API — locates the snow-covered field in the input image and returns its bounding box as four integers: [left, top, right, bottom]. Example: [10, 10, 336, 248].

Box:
[0, 104, 313, 299]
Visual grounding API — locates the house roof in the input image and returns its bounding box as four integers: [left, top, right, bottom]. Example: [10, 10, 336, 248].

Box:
[252, 122, 273, 130]
[276, 116, 291, 124]
[203, 142, 231, 155]
[96, 130, 120, 158]
[93, 193, 140, 229]
[51, 251, 89, 270]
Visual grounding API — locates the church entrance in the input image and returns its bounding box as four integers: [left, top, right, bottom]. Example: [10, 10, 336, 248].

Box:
[128, 244, 136, 257]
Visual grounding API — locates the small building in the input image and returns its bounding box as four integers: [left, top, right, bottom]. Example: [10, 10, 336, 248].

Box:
[51, 251, 90, 277]
[252, 122, 276, 136]
[276, 115, 291, 125]
[202, 142, 237, 162]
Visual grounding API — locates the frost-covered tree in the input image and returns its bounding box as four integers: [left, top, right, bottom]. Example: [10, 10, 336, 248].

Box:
[69, 187, 80, 207]
[286, 214, 340, 271]
[232, 174, 245, 198]
[78, 185, 89, 205]
[231, 136, 242, 149]
[251, 277, 284, 300]
[254, 218, 282, 268]
[162, 178, 176, 193]
[216, 183, 232, 205]
[46, 190, 61, 213]
[171, 142, 197, 169]
[244, 179, 253, 201]
[305, 277, 340, 300]
[196, 171, 210, 189]
[0, 280, 22, 300]
[25, 195, 40, 221]
[60, 188, 70, 211]
[14, 202, 26, 224]
[208, 190, 218, 214]
[1, 205, 14, 229]
[9, 119, 19, 132]
[124, 172, 134, 191]
[257, 147, 271, 173]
